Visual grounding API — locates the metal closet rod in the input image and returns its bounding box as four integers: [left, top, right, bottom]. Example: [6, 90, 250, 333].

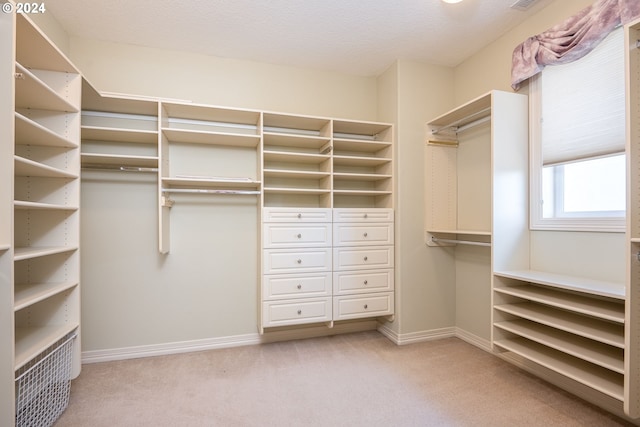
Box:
[430, 236, 491, 247]
[431, 109, 491, 135]
[162, 188, 260, 195]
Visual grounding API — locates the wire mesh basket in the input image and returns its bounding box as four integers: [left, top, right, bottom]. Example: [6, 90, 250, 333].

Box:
[15, 332, 77, 427]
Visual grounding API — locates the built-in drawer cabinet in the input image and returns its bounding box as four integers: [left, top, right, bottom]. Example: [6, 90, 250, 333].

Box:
[264, 248, 332, 274]
[263, 297, 332, 327]
[263, 272, 332, 300]
[333, 208, 394, 223]
[333, 292, 394, 320]
[333, 246, 394, 271]
[263, 223, 332, 248]
[263, 208, 332, 223]
[333, 269, 394, 295]
[332, 222, 393, 247]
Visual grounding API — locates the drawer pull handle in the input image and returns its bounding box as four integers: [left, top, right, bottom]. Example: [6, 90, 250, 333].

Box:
[363, 232, 368, 237]
[297, 310, 302, 315]
[364, 256, 368, 261]
[364, 304, 368, 309]
[364, 280, 368, 285]
[297, 213, 302, 219]
[297, 284, 302, 289]
[297, 233, 302, 239]
[297, 259, 302, 264]
[364, 213, 368, 218]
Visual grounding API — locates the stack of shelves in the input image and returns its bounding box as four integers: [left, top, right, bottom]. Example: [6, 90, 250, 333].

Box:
[0, 6, 15, 423]
[492, 271, 626, 402]
[81, 79, 159, 172]
[332, 120, 393, 208]
[0, 12, 82, 426]
[262, 113, 332, 207]
[159, 102, 262, 253]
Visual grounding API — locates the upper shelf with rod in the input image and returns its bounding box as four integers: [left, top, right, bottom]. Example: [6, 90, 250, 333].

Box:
[428, 92, 492, 137]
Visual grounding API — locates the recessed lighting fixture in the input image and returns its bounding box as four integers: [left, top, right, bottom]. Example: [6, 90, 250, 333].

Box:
[442, 0, 463, 3]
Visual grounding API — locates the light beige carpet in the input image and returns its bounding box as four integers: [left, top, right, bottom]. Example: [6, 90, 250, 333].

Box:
[55, 332, 634, 426]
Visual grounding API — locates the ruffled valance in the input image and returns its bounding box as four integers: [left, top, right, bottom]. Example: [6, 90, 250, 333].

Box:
[511, 0, 640, 90]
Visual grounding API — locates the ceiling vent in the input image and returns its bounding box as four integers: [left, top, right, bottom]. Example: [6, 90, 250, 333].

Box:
[510, 0, 539, 11]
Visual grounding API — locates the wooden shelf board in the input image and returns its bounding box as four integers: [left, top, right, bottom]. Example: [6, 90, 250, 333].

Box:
[428, 91, 492, 129]
[14, 156, 78, 179]
[16, 13, 78, 73]
[494, 284, 624, 324]
[163, 102, 261, 125]
[15, 112, 77, 148]
[494, 302, 624, 348]
[0, 244, 10, 251]
[14, 200, 78, 211]
[332, 120, 391, 138]
[263, 112, 330, 132]
[333, 155, 391, 167]
[82, 125, 158, 144]
[264, 150, 330, 164]
[14, 246, 78, 261]
[333, 139, 392, 153]
[162, 128, 260, 147]
[494, 338, 623, 401]
[263, 169, 330, 180]
[81, 153, 158, 169]
[427, 229, 492, 236]
[333, 190, 392, 196]
[15, 63, 78, 113]
[494, 270, 625, 300]
[14, 281, 79, 312]
[333, 172, 392, 182]
[82, 81, 159, 115]
[263, 187, 330, 195]
[494, 319, 624, 373]
[162, 177, 260, 190]
[263, 132, 330, 148]
[14, 323, 79, 371]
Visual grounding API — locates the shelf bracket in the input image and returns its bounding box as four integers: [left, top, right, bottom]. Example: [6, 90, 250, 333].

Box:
[161, 194, 174, 208]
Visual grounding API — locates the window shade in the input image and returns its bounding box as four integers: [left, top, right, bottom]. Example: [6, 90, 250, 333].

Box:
[541, 27, 625, 166]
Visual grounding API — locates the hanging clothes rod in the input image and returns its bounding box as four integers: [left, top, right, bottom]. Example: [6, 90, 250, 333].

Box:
[162, 188, 260, 195]
[430, 236, 491, 247]
[431, 108, 491, 135]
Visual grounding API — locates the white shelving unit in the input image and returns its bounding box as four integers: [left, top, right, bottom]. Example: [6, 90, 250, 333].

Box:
[425, 90, 528, 345]
[259, 114, 394, 332]
[159, 102, 262, 253]
[1, 12, 82, 426]
[0, 6, 15, 424]
[626, 17, 640, 419]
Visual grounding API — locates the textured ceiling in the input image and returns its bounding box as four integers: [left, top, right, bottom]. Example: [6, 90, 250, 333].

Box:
[44, 0, 554, 76]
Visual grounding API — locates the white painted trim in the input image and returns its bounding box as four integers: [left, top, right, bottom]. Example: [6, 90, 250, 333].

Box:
[454, 327, 492, 352]
[378, 324, 456, 345]
[81, 321, 379, 364]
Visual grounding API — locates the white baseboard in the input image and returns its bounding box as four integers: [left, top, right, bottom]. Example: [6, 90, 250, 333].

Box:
[378, 324, 456, 345]
[82, 320, 379, 364]
[454, 327, 492, 352]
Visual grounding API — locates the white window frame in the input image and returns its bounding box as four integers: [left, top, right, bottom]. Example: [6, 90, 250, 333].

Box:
[529, 76, 626, 233]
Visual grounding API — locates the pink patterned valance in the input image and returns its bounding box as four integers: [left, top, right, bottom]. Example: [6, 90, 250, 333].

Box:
[511, 0, 640, 90]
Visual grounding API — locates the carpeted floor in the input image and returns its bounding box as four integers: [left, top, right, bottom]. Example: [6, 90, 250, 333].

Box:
[55, 331, 635, 426]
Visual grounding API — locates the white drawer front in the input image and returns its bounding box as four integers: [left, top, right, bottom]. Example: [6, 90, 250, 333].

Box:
[333, 223, 393, 247]
[263, 272, 332, 300]
[263, 298, 332, 327]
[333, 246, 394, 271]
[333, 208, 393, 223]
[263, 208, 332, 223]
[264, 248, 332, 274]
[333, 269, 394, 295]
[333, 292, 394, 320]
[263, 223, 332, 248]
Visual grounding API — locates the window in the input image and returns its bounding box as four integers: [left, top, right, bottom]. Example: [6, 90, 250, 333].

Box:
[530, 26, 626, 232]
